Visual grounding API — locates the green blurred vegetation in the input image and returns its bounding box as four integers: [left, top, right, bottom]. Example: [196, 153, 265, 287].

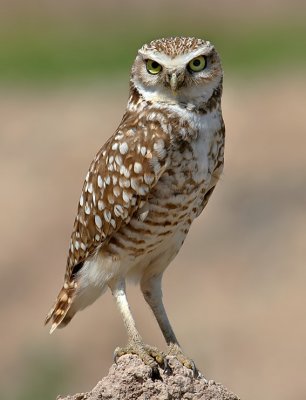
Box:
[0, 19, 305, 84]
[3, 349, 73, 400]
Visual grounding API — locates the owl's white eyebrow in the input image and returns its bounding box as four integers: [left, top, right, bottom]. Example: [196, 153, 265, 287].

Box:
[139, 46, 213, 67]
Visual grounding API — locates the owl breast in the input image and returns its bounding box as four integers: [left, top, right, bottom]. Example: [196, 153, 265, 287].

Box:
[106, 106, 224, 278]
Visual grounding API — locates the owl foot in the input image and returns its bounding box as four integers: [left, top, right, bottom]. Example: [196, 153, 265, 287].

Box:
[167, 343, 204, 380]
[114, 343, 168, 380]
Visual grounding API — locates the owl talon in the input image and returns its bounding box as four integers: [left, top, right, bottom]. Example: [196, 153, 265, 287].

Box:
[150, 365, 162, 381]
[189, 360, 204, 380]
[114, 343, 165, 379]
[163, 358, 172, 375]
[167, 343, 204, 379]
[143, 344, 166, 367]
[113, 346, 123, 364]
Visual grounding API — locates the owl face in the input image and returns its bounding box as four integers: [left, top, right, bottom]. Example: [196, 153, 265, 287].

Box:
[131, 37, 222, 104]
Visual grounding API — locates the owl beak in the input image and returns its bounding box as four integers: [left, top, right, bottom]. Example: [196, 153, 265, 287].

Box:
[170, 73, 178, 94]
[168, 71, 185, 94]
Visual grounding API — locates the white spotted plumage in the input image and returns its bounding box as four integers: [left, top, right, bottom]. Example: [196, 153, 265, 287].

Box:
[45, 37, 225, 373]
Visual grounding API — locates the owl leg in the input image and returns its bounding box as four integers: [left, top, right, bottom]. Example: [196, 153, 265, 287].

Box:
[141, 274, 202, 379]
[109, 279, 166, 379]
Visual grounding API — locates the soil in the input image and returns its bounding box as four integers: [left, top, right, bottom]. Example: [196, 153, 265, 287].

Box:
[58, 355, 239, 400]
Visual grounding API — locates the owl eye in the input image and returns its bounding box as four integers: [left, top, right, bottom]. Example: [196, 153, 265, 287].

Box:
[188, 56, 206, 72]
[146, 59, 162, 75]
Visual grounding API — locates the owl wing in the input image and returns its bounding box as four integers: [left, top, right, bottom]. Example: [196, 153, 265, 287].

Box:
[45, 112, 170, 331]
[66, 116, 170, 277]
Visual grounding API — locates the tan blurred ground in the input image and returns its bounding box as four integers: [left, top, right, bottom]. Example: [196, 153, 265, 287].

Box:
[0, 74, 306, 400]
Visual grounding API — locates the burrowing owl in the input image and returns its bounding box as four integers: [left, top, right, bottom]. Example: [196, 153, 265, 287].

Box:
[46, 37, 225, 377]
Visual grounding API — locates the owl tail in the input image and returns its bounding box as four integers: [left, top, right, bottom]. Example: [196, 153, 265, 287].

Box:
[45, 279, 107, 333]
[45, 284, 76, 334]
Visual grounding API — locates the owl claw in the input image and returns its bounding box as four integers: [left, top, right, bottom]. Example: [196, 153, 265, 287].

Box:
[189, 360, 205, 380]
[113, 348, 120, 364]
[150, 365, 162, 381]
[113, 343, 165, 379]
[167, 343, 205, 380]
[163, 357, 172, 375]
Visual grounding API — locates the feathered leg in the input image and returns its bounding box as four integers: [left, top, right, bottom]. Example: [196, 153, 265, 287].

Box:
[140, 273, 201, 377]
[109, 278, 166, 378]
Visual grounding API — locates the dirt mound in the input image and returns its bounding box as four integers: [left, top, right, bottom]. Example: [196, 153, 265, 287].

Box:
[58, 354, 239, 400]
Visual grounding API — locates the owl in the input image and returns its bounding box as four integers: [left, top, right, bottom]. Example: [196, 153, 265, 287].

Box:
[45, 37, 225, 378]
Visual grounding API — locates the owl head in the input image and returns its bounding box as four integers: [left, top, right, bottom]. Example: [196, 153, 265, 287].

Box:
[131, 37, 223, 105]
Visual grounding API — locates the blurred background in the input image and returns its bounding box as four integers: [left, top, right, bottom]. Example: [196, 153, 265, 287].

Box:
[1, 1, 306, 399]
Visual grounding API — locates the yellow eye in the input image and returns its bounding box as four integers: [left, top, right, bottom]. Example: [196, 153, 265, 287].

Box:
[188, 56, 206, 72]
[146, 59, 162, 74]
